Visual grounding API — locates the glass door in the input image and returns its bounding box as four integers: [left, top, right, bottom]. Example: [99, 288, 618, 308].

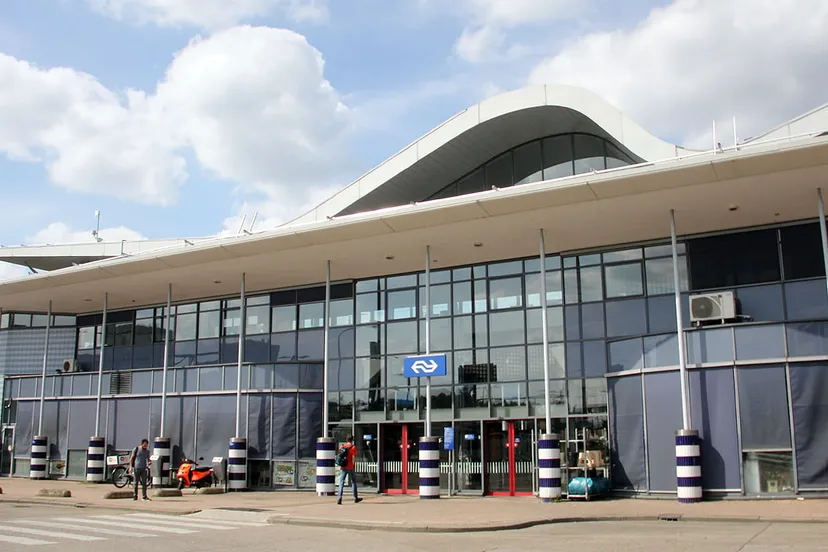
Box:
[381, 423, 424, 494]
[484, 420, 536, 496]
[0, 425, 13, 476]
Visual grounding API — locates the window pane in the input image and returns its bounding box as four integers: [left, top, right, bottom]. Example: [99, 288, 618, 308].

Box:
[488, 261, 523, 278]
[356, 293, 384, 324]
[787, 322, 828, 357]
[644, 334, 679, 367]
[489, 311, 525, 347]
[299, 303, 324, 329]
[489, 278, 523, 310]
[223, 308, 241, 336]
[735, 325, 785, 360]
[568, 378, 607, 414]
[421, 285, 451, 318]
[608, 338, 643, 372]
[388, 290, 417, 320]
[78, 327, 96, 350]
[581, 303, 605, 340]
[605, 299, 646, 338]
[646, 257, 689, 295]
[355, 357, 383, 388]
[604, 248, 642, 263]
[489, 346, 526, 382]
[605, 263, 643, 298]
[686, 328, 734, 364]
[542, 135, 573, 180]
[784, 280, 828, 321]
[418, 318, 452, 352]
[329, 298, 354, 327]
[688, 229, 780, 290]
[246, 305, 271, 335]
[386, 321, 417, 354]
[272, 305, 297, 332]
[387, 274, 417, 289]
[271, 332, 296, 361]
[355, 325, 381, 357]
[453, 282, 473, 315]
[564, 269, 578, 304]
[780, 223, 824, 280]
[579, 266, 603, 302]
[485, 152, 513, 189]
[456, 167, 485, 196]
[526, 343, 565, 379]
[176, 313, 197, 341]
[605, 141, 634, 169]
[513, 140, 543, 185]
[738, 365, 791, 449]
[573, 134, 606, 173]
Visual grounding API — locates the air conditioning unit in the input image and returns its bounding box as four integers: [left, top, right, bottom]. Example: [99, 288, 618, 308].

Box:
[62, 359, 79, 372]
[690, 291, 737, 325]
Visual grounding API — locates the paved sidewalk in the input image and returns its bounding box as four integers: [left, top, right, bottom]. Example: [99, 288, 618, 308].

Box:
[2, 477, 827, 532]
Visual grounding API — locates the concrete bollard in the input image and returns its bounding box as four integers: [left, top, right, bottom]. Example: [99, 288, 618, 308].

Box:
[316, 437, 336, 496]
[538, 433, 562, 502]
[152, 436, 171, 487]
[676, 429, 702, 503]
[86, 436, 106, 483]
[418, 436, 440, 500]
[228, 438, 247, 491]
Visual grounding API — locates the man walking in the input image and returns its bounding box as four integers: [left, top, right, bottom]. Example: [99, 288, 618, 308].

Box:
[129, 438, 152, 502]
[336, 435, 362, 505]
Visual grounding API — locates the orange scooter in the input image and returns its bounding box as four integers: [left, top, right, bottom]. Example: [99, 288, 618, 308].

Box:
[176, 457, 215, 490]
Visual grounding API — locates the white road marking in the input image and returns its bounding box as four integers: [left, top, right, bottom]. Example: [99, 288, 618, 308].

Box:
[119, 513, 237, 530]
[3, 525, 105, 541]
[12, 519, 157, 538]
[55, 516, 198, 534]
[0, 533, 55, 546]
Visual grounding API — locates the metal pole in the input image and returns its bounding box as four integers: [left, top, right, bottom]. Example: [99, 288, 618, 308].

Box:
[160, 283, 172, 437]
[93, 293, 108, 436]
[234, 273, 246, 438]
[425, 245, 432, 438]
[670, 210, 691, 430]
[323, 260, 331, 438]
[818, 189, 828, 302]
[37, 301, 52, 435]
[539, 230, 552, 431]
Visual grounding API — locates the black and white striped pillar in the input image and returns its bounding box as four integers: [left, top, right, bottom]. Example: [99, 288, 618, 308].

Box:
[86, 436, 105, 483]
[538, 433, 562, 502]
[676, 429, 702, 503]
[418, 436, 440, 499]
[228, 437, 247, 491]
[30, 436, 48, 479]
[316, 437, 336, 496]
[152, 437, 171, 487]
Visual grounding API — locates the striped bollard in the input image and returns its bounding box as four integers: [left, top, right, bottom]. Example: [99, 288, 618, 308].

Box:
[30, 436, 48, 479]
[538, 433, 562, 502]
[152, 437, 171, 487]
[228, 438, 247, 491]
[316, 437, 336, 496]
[676, 429, 702, 503]
[418, 436, 440, 500]
[86, 436, 105, 482]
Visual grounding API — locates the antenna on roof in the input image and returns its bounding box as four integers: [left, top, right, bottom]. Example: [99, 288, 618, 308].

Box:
[236, 214, 248, 236]
[246, 212, 258, 235]
[712, 120, 717, 153]
[92, 210, 103, 243]
[733, 116, 738, 151]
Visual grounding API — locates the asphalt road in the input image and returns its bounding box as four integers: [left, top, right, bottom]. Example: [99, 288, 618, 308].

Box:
[1, 503, 827, 551]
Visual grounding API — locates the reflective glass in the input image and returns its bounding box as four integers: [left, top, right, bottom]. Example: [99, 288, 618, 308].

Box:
[581, 303, 605, 340]
[605, 299, 647, 338]
[271, 332, 297, 361]
[456, 168, 485, 196]
[604, 249, 642, 263]
[485, 152, 513, 189]
[644, 334, 679, 367]
[453, 281, 473, 315]
[605, 142, 634, 169]
[386, 321, 417, 354]
[474, 280, 488, 312]
[329, 299, 354, 327]
[564, 269, 578, 304]
[784, 280, 828, 321]
[297, 330, 324, 360]
[355, 357, 383, 389]
[176, 313, 197, 341]
[645, 257, 688, 295]
[387, 274, 417, 289]
[356, 324, 381, 357]
[735, 325, 786, 360]
[542, 135, 574, 179]
[388, 290, 417, 320]
[526, 343, 565, 379]
[608, 338, 643, 372]
[299, 303, 324, 329]
[272, 305, 297, 332]
[420, 284, 451, 318]
[513, 140, 543, 185]
[485, 347, 527, 382]
[573, 134, 606, 174]
[419, 318, 452, 352]
[489, 277, 523, 310]
[488, 261, 523, 277]
[580, 266, 603, 302]
[489, 310, 525, 346]
[787, 322, 828, 357]
[568, 378, 608, 414]
[246, 305, 270, 335]
[605, 263, 643, 298]
[686, 328, 734, 364]
[223, 308, 241, 336]
[356, 293, 384, 324]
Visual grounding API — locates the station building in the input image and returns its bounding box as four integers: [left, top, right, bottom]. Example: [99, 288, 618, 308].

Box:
[1, 85, 828, 498]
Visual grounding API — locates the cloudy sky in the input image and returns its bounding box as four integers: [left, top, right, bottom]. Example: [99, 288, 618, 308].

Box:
[1, 0, 826, 281]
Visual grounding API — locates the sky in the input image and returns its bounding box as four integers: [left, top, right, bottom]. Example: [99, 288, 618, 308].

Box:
[1, 0, 827, 282]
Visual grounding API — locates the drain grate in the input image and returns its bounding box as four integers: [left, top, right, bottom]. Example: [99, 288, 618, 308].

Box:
[658, 513, 683, 522]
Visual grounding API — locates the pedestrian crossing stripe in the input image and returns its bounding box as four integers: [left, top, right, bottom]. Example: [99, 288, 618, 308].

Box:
[2, 513, 269, 547]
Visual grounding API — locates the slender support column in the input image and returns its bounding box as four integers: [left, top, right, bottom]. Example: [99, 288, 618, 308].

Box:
[31, 301, 52, 480]
[229, 273, 247, 491]
[234, 273, 246, 438]
[671, 210, 701, 502]
[425, 245, 432, 438]
[160, 284, 172, 437]
[323, 260, 331, 439]
[93, 293, 108, 437]
[537, 230, 562, 501]
[818, 189, 828, 300]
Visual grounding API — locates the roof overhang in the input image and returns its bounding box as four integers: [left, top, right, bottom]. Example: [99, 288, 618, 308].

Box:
[1, 134, 827, 314]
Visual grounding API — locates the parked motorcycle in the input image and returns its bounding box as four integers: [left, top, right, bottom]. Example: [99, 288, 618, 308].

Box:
[176, 456, 214, 489]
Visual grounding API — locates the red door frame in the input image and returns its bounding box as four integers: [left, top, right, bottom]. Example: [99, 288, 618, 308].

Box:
[384, 424, 410, 495]
[487, 421, 533, 497]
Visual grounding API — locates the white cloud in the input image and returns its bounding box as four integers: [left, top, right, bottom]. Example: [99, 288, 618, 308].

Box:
[0, 25, 351, 213]
[528, 0, 828, 147]
[86, 0, 328, 30]
[427, 0, 582, 63]
[26, 222, 146, 245]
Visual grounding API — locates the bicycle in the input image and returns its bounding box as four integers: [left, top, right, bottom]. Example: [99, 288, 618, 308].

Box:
[108, 453, 153, 490]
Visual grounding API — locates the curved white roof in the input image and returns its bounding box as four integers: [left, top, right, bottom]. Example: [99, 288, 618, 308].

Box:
[287, 84, 695, 226]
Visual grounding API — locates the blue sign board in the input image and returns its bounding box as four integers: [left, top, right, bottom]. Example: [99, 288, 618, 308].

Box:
[443, 427, 455, 451]
[403, 353, 447, 378]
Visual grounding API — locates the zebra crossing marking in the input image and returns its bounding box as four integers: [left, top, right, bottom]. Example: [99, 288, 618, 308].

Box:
[0, 534, 55, 546]
[11, 519, 157, 538]
[2, 525, 105, 542]
[54, 516, 198, 534]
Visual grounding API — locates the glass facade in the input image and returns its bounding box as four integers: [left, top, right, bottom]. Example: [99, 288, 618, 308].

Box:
[2, 220, 828, 497]
[426, 133, 636, 202]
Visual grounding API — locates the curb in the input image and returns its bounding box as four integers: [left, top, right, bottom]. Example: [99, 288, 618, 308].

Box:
[265, 514, 828, 533]
[0, 496, 201, 515]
